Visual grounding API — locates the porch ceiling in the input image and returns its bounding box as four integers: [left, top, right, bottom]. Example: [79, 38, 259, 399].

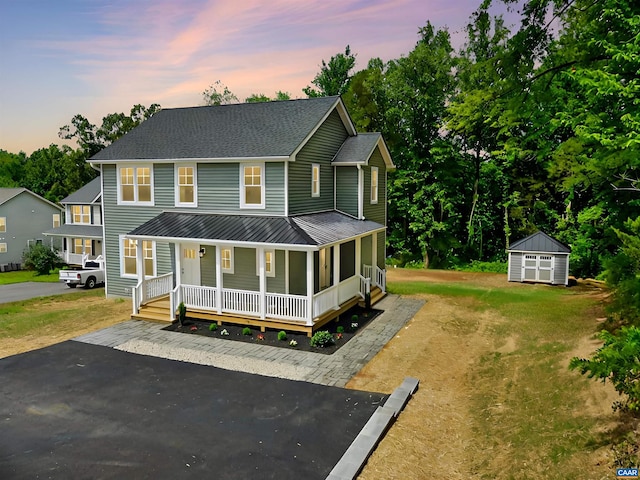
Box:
[127, 211, 384, 247]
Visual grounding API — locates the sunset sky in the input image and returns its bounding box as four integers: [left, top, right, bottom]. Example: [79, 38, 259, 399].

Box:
[0, 0, 502, 155]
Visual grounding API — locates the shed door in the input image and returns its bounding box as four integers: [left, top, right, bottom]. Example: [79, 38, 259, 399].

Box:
[522, 254, 553, 283]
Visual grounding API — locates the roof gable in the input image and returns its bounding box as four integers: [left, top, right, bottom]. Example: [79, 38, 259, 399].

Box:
[90, 97, 353, 162]
[0, 188, 62, 211]
[61, 177, 101, 204]
[509, 231, 570, 253]
[332, 133, 395, 170]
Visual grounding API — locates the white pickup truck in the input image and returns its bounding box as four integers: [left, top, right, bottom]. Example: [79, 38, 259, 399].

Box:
[59, 256, 105, 289]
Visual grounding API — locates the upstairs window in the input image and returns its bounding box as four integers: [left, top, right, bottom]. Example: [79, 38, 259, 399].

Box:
[370, 167, 379, 204]
[241, 164, 264, 208]
[53, 214, 61, 228]
[311, 164, 320, 197]
[118, 165, 153, 205]
[0, 217, 5, 232]
[72, 205, 91, 224]
[176, 165, 197, 206]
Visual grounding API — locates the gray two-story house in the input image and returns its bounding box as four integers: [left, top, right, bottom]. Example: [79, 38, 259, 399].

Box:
[43, 177, 104, 267]
[0, 188, 63, 270]
[89, 96, 394, 336]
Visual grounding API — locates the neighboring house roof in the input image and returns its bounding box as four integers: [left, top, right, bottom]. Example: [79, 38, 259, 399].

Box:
[332, 133, 395, 170]
[61, 177, 101, 204]
[127, 211, 384, 248]
[509, 231, 570, 253]
[43, 224, 103, 239]
[89, 96, 357, 162]
[0, 188, 62, 211]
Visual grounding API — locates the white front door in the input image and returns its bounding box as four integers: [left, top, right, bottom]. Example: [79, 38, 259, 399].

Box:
[180, 243, 201, 286]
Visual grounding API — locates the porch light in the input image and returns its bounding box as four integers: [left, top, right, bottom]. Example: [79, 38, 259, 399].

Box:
[199, 248, 206, 257]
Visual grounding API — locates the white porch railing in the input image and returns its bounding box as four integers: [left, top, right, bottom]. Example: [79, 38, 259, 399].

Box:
[266, 292, 308, 321]
[181, 284, 217, 310]
[362, 264, 373, 281]
[222, 288, 260, 316]
[133, 272, 174, 313]
[375, 266, 386, 292]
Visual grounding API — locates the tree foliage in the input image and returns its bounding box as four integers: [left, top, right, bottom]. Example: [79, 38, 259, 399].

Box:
[202, 80, 238, 106]
[303, 45, 356, 98]
[22, 243, 63, 275]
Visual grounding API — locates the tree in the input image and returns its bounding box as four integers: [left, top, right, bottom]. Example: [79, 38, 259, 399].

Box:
[0, 149, 26, 187]
[303, 45, 356, 97]
[202, 80, 238, 106]
[245, 91, 291, 103]
[22, 243, 63, 275]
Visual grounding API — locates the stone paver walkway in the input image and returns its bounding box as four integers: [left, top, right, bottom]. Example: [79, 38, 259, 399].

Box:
[74, 294, 425, 387]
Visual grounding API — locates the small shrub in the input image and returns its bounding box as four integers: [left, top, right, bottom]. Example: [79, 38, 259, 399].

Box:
[220, 329, 229, 336]
[178, 302, 187, 326]
[350, 322, 359, 332]
[351, 314, 359, 322]
[310, 330, 335, 348]
[208, 323, 218, 331]
[277, 331, 287, 341]
[289, 340, 298, 347]
[22, 244, 63, 275]
[336, 326, 344, 334]
[242, 327, 252, 336]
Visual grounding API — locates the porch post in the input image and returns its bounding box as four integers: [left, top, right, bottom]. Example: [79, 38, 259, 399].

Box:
[215, 245, 222, 314]
[174, 242, 182, 289]
[258, 247, 266, 320]
[333, 244, 340, 309]
[136, 239, 145, 302]
[285, 250, 290, 295]
[306, 250, 314, 326]
[371, 233, 377, 270]
[355, 237, 361, 276]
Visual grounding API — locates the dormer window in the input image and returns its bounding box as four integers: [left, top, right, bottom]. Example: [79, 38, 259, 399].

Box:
[72, 205, 90, 224]
[240, 164, 265, 209]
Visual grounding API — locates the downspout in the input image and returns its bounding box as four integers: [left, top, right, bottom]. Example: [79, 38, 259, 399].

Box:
[357, 165, 364, 220]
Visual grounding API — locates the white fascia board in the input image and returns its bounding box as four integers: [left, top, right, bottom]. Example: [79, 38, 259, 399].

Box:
[508, 249, 570, 256]
[124, 234, 318, 252]
[90, 156, 289, 165]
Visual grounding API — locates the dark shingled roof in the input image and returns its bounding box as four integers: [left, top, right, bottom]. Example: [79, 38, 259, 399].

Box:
[61, 177, 101, 204]
[90, 97, 341, 161]
[332, 133, 381, 165]
[509, 231, 570, 253]
[43, 224, 103, 239]
[128, 211, 384, 248]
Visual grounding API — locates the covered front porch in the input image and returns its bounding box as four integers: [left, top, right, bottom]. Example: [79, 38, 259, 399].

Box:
[127, 211, 387, 336]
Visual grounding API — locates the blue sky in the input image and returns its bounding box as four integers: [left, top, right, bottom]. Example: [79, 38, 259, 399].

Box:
[0, 0, 500, 154]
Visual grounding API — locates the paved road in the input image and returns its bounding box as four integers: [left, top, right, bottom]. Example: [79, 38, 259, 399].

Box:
[0, 281, 97, 304]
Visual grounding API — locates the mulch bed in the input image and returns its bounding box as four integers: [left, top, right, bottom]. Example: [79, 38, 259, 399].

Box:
[161, 306, 383, 355]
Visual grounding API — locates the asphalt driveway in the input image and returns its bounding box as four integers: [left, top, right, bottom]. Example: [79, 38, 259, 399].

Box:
[0, 281, 97, 304]
[0, 341, 386, 479]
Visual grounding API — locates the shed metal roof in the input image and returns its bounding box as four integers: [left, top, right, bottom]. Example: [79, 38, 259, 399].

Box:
[509, 231, 570, 253]
[127, 211, 384, 248]
[61, 177, 101, 204]
[90, 97, 346, 162]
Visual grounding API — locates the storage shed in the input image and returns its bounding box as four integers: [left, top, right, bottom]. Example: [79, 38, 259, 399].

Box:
[507, 231, 570, 286]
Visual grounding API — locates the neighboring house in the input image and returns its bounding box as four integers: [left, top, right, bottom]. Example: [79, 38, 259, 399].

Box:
[507, 231, 571, 286]
[43, 177, 104, 267]
[0, 188, 63, 269]
[89, 96, 394, 335]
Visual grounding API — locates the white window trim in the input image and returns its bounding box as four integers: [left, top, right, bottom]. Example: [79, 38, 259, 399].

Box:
[221, 247, 234, 274]
[0, 243, 6, 253]
[119, 235, 156, 279]
[239, 163, 265, 209]
[370, 167, 379, 204]
[256, 249, 276, 277]
[117, 164, 154, 206]
[311, 164, 320, 197]
[72, 205, 91, 224]
[175, 164, 198, 207]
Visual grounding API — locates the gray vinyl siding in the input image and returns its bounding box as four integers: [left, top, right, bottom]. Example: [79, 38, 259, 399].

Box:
[363, 147, 387, 225]
[508, 252, 522, 282]
[197, 162, 285, 215]
[554, 255, 568, 285]
[154, 163, 174, 208]
[266, 250, 286, 294]
[288, 251, 307, 296]
[200, 245, 216, 287]
[377, 231, 386, 269]
[223, 247, 259, 291]
[361, 235, 372, 270]
[335, 167, 359, 217]
[102, 164, 173, 298]
[289, 110, 349, 215]
[0, 192, 63, 265]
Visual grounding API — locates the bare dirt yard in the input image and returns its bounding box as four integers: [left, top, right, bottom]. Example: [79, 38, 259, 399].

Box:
[347, 269, 619, 480]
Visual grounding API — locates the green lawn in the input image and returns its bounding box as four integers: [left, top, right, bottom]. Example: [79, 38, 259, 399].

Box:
[0, 270, 60, 285]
